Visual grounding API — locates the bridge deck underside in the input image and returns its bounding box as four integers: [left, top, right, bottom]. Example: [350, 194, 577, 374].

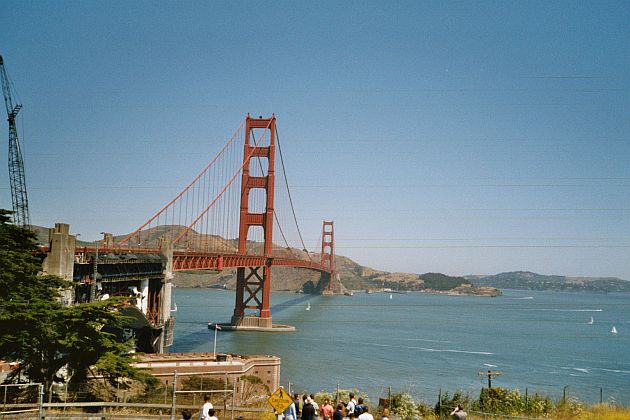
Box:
[172, 252, 328, 272]
[69, 247, 328, 273]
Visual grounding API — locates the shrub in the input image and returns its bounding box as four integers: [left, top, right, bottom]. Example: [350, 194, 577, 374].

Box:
[554, 396, 584, 418]
[473, 387, 553, 417]
[435, 390, 470, 417]
[389, 392, 425, 420]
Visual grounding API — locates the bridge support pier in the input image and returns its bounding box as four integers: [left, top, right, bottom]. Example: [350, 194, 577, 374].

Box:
[231, 265, 272, 329]
[225, 262, 293, 331]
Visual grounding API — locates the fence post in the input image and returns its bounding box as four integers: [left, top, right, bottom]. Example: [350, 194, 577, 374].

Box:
[600, 388, 603, 404]
[224, 374, 228, 414]
[38, 383, 45, 420]
[170, 370, 178, 420]
[231, 379, 236, 420]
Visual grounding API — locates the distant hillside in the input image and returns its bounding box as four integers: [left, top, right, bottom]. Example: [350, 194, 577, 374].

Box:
[31, 223, 494, 294]
[466, 271, 630, 293]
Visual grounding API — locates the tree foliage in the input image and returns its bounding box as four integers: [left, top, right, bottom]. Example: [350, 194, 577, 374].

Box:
[419, 272, 470, 291]
[0, 210, 140, 396]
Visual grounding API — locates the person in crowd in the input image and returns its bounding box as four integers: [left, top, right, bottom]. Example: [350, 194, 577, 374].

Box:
[379, 408, 390, 420]
[294, 393, 302, 417]
[357, 406, 373, 420]
[310, 394, 319, 416]
[354, 398, 365, 417]
[207, 408, 218, 420]
[284, 397, 297, 420]
[200, 394, 213, 420]
[450, 404, 468, 419]
[346, 393, 357, 418]
[333, 404, 344, 420]
[320, 398, 334, 420]
[301, 396, 316, 420]
[181, 409, 192, 420]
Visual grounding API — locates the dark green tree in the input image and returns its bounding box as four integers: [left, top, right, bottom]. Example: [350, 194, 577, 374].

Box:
[0, 210, 141, 397]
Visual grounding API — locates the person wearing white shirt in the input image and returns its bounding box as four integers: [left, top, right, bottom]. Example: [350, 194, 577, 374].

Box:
[357, 406, 373, 420]
[199, 394, 213, 420]
[346, 394, 357, 418]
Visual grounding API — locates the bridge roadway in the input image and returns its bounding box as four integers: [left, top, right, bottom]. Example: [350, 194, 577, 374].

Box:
[71, 247, 329, 273]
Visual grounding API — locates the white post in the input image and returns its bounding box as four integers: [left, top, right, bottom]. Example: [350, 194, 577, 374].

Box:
[38, 384, 44, 420]
[213, 326, 218, 355]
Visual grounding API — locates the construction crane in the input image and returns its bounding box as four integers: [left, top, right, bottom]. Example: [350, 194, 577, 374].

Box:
[0, 55, 30, 227]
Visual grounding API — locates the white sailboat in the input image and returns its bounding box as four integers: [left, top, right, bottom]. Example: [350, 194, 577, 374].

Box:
[306, 302, 311, 311]
[389, 294, 393, 300]
[611, 326, 618, 334]
[588, 316, 593, 325]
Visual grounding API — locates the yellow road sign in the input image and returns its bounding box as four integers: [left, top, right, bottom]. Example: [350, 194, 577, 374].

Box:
[268, 387, 293, 413]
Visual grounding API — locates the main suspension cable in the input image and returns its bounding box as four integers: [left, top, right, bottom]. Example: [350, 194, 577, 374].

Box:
[276, 126, 310, 254]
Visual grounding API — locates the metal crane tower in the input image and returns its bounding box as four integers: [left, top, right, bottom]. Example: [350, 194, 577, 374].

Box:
[0, 55, 30, 227]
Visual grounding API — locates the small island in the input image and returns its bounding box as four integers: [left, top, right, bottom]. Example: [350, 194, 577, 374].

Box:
[359, 272, 502, 297]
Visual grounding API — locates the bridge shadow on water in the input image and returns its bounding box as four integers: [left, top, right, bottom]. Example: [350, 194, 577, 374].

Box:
[170, 294, 317, 353]
[270, 294, 315, 314]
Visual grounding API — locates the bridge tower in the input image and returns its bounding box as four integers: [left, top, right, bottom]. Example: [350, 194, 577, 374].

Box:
[231, 115, 276, 329]
[320, 220, 335, 293]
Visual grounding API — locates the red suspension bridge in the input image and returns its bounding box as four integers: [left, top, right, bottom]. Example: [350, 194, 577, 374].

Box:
[74, 115, 336, 331]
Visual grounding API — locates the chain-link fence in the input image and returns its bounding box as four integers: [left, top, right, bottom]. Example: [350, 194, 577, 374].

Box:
[0, 371, 273, 420]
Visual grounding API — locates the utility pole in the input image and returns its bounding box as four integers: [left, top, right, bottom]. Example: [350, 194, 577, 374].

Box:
[479, 370, 502, 388]
[0, 55, 31, 227]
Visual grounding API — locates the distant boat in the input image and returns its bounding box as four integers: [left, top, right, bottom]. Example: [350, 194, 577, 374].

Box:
[306, 302, 311, 311]
[588, 316, 594, 325]
[389, 294, 393, 300]
[171, 302, 178, 313]
[611, 326, 618, 334]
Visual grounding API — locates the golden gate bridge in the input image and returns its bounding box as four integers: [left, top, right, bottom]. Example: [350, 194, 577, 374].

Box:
[63, 115, 336, 334]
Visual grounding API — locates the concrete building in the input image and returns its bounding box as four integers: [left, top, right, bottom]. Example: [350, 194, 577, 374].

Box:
[133, 352, 281, 402]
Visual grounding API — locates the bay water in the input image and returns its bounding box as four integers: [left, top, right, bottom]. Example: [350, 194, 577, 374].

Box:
[170, 288, 629, 405]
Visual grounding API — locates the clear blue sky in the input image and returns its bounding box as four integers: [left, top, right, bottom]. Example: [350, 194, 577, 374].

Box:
[1, 1, 629, 278]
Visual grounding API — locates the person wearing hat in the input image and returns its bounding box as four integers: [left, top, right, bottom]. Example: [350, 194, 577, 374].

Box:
[301, 396, 316, 420]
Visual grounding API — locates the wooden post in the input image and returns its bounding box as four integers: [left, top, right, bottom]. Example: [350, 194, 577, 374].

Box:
[224, 374, 228, 414]
[478, 371, 502, 388]
[170, 371, 178, 420]
[231, 379, 236, 420]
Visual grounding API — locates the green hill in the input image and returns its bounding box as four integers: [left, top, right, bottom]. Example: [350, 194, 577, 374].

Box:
[466, 271, 630, 293]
